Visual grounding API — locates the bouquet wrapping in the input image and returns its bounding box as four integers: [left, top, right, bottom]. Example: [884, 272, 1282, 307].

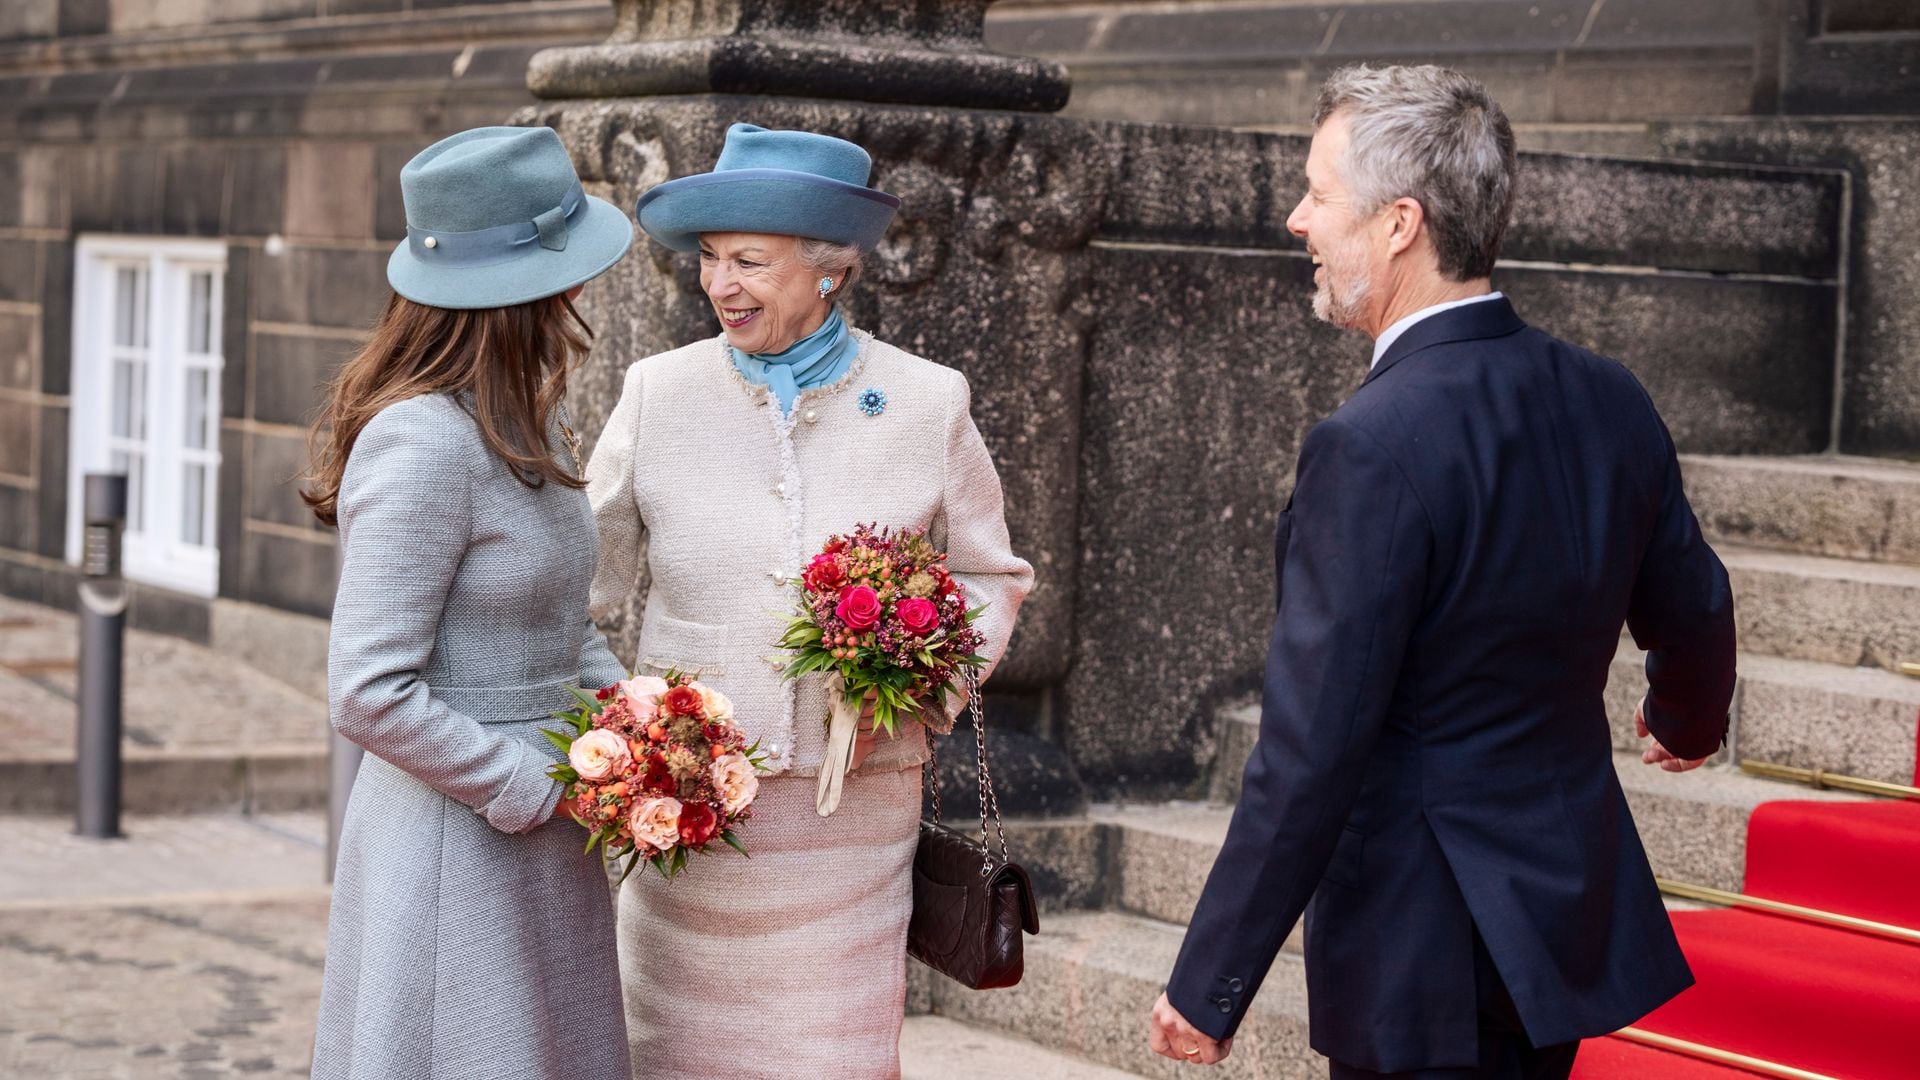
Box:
[776, 524, 987, 816]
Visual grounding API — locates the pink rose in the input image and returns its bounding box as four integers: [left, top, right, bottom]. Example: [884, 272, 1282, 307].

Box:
[628, 795, 682, 851]
[709, 754, 759, 814]
[896, 597, 939, 636]
[835, 585, 882, 631]
[619, 676, 669, 720]
[568, 728, 632, 782]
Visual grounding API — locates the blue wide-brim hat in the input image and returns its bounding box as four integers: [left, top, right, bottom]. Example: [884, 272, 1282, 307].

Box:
[635, 124, 901, 253]
[387, 126, 633, 310]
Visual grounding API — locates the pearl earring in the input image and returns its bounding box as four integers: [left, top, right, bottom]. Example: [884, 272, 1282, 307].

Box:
[817, 276, 835, 299]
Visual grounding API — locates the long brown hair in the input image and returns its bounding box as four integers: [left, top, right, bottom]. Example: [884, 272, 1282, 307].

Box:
[303, 292, 592, 527]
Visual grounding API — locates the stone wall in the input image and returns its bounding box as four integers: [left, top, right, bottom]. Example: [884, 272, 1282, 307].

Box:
[0, 0, 607, 637]
[522, 91, 1847, 795]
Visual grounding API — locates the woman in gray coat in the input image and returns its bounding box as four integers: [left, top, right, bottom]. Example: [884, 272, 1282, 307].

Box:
[301, 126, 637, 1079]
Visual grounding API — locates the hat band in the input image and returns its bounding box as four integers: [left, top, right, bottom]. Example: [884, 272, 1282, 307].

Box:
[406, 182, 587, 268]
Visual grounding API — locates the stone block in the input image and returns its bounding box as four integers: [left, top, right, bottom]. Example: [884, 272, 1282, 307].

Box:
[111, 146, 164, 235]
[211, 597, 331, 700]
[244, 429, 316, 530]
[0, 484, 33, 550]
[0, 399, 34, 480]
[373, 141, 416, 241]
[17, 149, 69, 230]
[0, 154, 17, 227]
[284, 141, 375, 241]
[250, 246, 389, 329]
[1723, 547, 1920, 674]
[127, 581, 212, 643]
[34, 404, 67, 560]
[1654, 118, 1920, 455]
[1683, 454, 1920, 565]
[161, 145, 228, 237]
[217, 425, 245, 599]
[1734, 653, 1920, 788]
[38, 241, 71, 397]
[1002, 817, 1110, 913]
[1209, 699, 1262, 804]
[1063, 242, 1359, 793]
[221, 246, 250, 419]
[251, 330, 355, 427]
[0, 0, 58, 40]
[0, 237, 36, 304]
[0, 311, 38, 393]
[224, 145, 289, 238]
[240, 528, 336, 619]
[1500, 268, 1834, 454]
[928, 911, 1321, 1080]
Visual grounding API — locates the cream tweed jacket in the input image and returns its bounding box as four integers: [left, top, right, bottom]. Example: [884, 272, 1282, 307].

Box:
[586, 330, 1034, 777]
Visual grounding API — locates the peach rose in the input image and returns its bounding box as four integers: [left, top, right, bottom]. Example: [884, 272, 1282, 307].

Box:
[568, 728, 632, 782]
[620, 676, 670, 719]
[695, 684, 735, 725]
[628, 795, 682, 851]
[709, 754, 759, 814]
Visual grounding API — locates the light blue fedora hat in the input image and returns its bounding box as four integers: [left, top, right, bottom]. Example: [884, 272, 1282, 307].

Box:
[635, 124, 901, 253]
[387, 126, 633, 310]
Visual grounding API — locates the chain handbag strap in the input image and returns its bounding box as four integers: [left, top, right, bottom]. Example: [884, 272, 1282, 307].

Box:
[924, 667, 1011, 875]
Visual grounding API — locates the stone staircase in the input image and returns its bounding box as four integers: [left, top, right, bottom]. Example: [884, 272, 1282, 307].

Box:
[913, 452, 1920, 1077]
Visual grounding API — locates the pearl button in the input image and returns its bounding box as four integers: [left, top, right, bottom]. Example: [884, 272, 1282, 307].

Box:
[423, 236, 438, 249]
[768, 568, 782, 579]
[768, 742, 782, 756]
[773, 482, 786, 496]
[804, 410, 819, 423]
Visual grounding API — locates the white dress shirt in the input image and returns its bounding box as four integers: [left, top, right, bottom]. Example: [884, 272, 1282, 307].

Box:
[1370, 291, 1505, 371]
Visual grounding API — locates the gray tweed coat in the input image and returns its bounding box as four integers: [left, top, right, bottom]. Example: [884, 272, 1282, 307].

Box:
[311, 393, 631, 1080]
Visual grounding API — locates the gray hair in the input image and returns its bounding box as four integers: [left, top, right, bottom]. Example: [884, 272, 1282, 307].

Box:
[796, 237, 864, 296]
[1313, 64, 1517, 281]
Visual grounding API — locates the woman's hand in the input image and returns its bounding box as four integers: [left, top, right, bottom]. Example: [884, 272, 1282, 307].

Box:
[852, 696, 882, 771]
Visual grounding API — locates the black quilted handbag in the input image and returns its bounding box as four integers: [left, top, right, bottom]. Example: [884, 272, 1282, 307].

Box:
[906, 671, 1040, 990]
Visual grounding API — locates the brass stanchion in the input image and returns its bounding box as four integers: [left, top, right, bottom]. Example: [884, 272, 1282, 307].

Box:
[1614, 1028, 1840, 1080]
[1657, 878, 1920, 945]
[1739, 759, 1920, 800]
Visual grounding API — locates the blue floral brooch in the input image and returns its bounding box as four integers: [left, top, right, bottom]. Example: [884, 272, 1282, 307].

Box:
[857, 388, 888, 417]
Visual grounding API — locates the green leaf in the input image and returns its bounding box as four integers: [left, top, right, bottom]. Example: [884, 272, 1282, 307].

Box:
[616, 852, 642, 887]
[567, 685, 606, 715]
[549, 764, 579, 784]
[541, 726, 575, 753]
[721, 830, 751, 859]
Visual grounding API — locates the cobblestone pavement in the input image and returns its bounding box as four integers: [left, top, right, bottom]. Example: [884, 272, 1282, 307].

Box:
[0, 596, 328, 757]
[0, 809, 332, 1078]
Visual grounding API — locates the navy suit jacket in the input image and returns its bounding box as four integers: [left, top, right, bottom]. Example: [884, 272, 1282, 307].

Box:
[1166, 297, 1736, 1072]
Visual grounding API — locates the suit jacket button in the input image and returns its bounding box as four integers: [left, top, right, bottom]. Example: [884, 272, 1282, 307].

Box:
[1217, 1000, 1233, 1014]
[1228, 978, 1244, 993]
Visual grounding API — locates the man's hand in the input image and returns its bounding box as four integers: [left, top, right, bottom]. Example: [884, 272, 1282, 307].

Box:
[1148, 992, 1232, 1065]
[1636, 697, 1708, 773]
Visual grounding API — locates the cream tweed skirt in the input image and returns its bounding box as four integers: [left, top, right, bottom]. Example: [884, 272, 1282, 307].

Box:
[618, 766, 923, 1079]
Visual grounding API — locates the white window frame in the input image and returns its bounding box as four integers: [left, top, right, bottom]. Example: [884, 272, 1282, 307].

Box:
[68, 236, 228, 598]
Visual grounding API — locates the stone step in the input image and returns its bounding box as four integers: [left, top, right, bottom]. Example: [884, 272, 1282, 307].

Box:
[0, 745, 328, 815]
[1608, 639, 1920, 786]
[925, 910, 1324, 1080]
[902, 1015, 1151, 1079]
[1721, 545, 1920, 673]
[1682, 454, 1920, 567]
[1118, 747, 1862, 916]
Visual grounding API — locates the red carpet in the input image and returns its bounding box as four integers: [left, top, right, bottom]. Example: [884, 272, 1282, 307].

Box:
[1743, 799, 1920, 929]
[1637, 910, 1920, 1079]
[1571, 1035, 1766, 1079]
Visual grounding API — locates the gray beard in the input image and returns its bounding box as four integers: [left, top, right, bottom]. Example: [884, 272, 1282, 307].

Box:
[1312, 271, 1370, 330]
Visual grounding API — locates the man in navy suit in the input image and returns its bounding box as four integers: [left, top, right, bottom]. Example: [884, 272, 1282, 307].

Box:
[1145, 66, 1736, 1078]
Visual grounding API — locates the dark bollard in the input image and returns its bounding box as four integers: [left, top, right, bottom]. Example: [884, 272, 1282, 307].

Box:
[76, 473, 129, 840]
[327, 536, 362, 882]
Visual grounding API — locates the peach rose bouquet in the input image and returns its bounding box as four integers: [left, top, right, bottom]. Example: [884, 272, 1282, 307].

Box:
[544, 671, 768, 881]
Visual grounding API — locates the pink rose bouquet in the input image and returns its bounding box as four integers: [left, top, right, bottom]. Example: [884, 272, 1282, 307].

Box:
[544, 671, 768, 881]
[777, 524, 988, 738]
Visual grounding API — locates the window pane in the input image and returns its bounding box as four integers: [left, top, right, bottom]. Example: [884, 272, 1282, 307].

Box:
[112, 360, 136, 438]
[114, 266, 140, 347]
[184, 368, 211, 450]
[182, 463, 207, 547]
[133, 360, 147, 439]
[187, 271, 213, 355]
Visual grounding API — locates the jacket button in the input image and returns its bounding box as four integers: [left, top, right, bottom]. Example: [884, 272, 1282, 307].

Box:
[1228, 978, 1244, 993]
[1217, 1000, 1233, 1014]
[804, 410, 819, 423]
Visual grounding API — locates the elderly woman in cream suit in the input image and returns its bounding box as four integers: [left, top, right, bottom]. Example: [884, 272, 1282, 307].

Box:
[586, 124, 1033, 1077]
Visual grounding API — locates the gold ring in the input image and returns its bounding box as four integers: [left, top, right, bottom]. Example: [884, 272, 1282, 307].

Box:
[1183, 1046, 1200, 1056]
